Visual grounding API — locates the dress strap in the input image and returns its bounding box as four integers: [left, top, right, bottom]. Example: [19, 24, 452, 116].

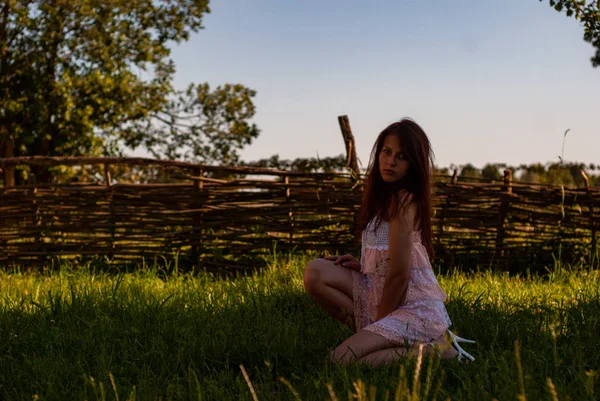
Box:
[412, 230, 422, 244]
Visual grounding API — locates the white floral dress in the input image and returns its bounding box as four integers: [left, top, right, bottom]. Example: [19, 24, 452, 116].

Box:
[352, 218, 452, 345]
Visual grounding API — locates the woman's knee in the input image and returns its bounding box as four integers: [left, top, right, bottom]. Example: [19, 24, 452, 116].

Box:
[330, 342, 366, 365]
[303, 259, 324, 294]
[330, 330, 395, 365]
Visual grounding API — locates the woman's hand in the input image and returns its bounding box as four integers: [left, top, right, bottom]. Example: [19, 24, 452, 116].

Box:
[324, 254, 361, 271]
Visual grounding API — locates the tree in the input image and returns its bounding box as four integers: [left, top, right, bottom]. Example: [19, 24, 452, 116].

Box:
[481, 163, 503, 181]
[0, 0, 258, 184]
[120, 82, 258, 166]
[241, 154, 348, 173]
[541, 0, 600, 67]
[517, 163, 546, 183]
[459, 163, 480, 179]
[546, 163, 576, 186]
[434, 166, 450, 176]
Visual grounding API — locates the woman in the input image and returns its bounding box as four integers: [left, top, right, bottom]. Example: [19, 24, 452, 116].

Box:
[303, 118, 474, 366]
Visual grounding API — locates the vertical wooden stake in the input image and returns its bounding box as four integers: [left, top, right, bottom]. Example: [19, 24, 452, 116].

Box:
[451, 169, 458, 185]
[581, 169, 596, 266]
[495, 169, 513, 267]
[337, 115, 360, 180]
[285, 175, 294, 246]
[104, 163, 112, 187]
[31, 185, 43, 264]
[105, 164, 115, 259]
[439, 170, 458, 268]
[1, 139, 15, 187]
[338, 115, 361, 252]
[191, 168, 203, 266]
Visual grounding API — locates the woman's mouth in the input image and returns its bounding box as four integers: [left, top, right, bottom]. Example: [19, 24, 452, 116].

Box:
[383, 169, 395, 175]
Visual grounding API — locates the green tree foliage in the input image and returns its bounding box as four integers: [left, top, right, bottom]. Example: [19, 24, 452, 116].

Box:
[481, 163, 504, 180]
[0, 0, 258, 183]
[434, 166, 450, 176]
[459, 163, 480, 179]
[541, 0, 600, 66]
[518, 163, 548, 184]
[450, 162, 598, 187]
[241, 154, 348, 173]
[120, 83, 258, 165]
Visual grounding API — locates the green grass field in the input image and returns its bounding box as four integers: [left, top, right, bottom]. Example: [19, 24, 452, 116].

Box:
[1, 254, 599, 401]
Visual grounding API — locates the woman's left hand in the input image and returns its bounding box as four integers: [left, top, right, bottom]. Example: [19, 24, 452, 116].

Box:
[324, 254, 361, 271]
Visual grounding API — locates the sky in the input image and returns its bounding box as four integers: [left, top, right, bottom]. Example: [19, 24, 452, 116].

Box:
[161, 0, 600, 169]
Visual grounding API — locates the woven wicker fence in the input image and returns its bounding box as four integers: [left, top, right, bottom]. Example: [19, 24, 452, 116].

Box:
[0, 157, 598, 272]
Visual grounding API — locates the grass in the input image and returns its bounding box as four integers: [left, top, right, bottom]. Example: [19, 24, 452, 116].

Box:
[0, 254, 599, 400]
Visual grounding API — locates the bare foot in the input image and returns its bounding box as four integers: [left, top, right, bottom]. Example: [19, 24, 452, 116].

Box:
[431, 335, 460, 360]
[439, 345, 458, 359]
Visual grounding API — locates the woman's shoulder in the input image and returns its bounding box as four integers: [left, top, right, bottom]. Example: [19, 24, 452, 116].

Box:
[397, 189, 414, 205]
[386, 189, 414, 215]
[390, 190, 417, 229]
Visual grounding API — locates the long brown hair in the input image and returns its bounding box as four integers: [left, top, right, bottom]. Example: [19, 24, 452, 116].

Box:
[357, 118, 435, 257]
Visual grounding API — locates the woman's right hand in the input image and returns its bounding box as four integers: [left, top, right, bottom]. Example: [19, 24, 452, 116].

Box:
[324, 254, 361, 271]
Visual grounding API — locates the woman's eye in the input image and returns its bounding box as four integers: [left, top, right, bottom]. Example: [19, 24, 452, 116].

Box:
[397, 153, 405, 160]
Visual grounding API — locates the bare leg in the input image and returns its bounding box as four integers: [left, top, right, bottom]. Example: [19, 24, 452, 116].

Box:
[330, 330, 400, 366]
[303, 258, 356, 330]
[435, 332, 459, 359]
[357, 343, 445, 367]
[356, 347, 409, 367]
[330, 330, 458, 367]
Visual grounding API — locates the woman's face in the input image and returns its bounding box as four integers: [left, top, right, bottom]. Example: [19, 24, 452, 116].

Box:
[378, 134, 410, 183]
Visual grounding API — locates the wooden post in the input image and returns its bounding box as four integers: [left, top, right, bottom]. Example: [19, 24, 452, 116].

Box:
[495, 169, 512, 266]
[30, 185, 44, 264]
[285, 175, 294, 246]
[451, 169, 458, 185]
[338, 115, 361, 252]
[337, 115, 360, 180]
[1, 139, 15, 187]
[105, 164, 115, 259]
[438, 170, 458, 267]
[581, 169, 597, 266]
[104, 163, 112, 187]
[190, 168, 203, 266]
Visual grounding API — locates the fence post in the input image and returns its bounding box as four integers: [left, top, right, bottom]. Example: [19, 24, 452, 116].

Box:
[1, 139, 15, 187]
[285, 175, 294, 246]
[337, 115, 360, 181]
[495, 169, 512, 267]
[437, 169, 458, 267]
[190, 168, 203, 266]
[28, 172, 46, 265]
[580, 169, 597, 267]
[338, 115, 361, 252]
[104, 163, 115, 260]
[451, 169, 458, 185]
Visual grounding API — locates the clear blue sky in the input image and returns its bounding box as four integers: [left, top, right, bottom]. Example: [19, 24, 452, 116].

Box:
[165, 0, 599, 169]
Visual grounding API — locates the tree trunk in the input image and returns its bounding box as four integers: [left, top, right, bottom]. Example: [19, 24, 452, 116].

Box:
[32, 15, 61, 185]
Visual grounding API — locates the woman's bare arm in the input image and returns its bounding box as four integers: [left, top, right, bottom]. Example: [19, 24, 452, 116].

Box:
[376, 201, 416, 320]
